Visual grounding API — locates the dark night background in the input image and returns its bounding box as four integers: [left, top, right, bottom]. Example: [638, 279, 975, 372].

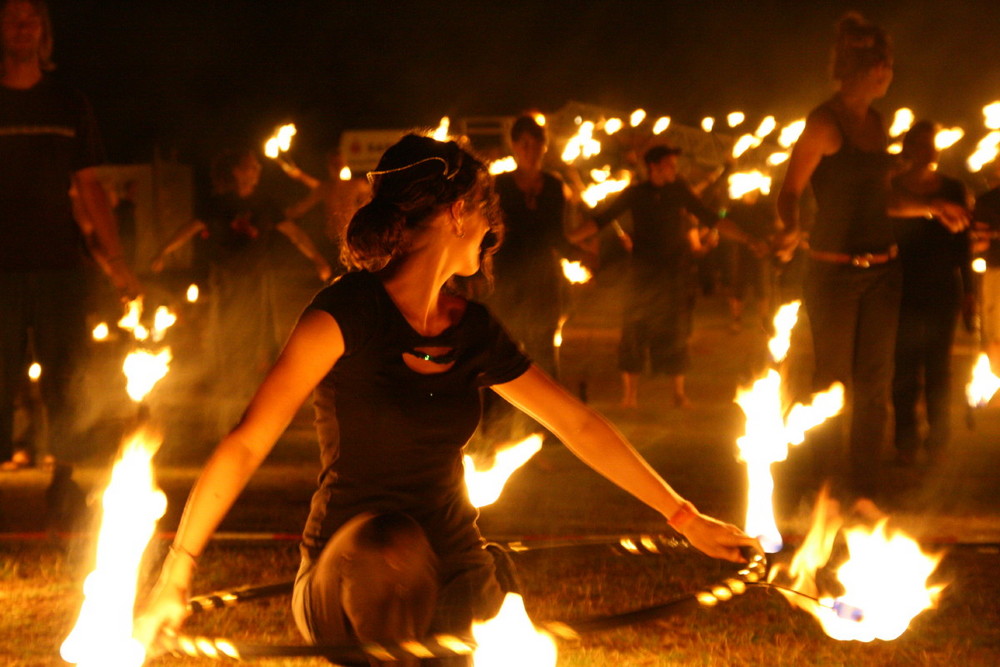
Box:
[44, 0, 1000, 172]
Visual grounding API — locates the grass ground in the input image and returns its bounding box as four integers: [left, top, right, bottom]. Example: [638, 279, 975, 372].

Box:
[2, 270, 1000, 665]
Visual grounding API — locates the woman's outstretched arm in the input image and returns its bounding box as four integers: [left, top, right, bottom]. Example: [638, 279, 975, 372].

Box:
[493, 366, 758, 562]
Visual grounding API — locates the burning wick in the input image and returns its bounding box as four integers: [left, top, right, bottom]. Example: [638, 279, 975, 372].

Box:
[186, 283, 200, 303]
[966, 352, 1000, 408]
[27, 361, 42, 382]
[463, 434, 543, 507]
[92, 322, 110, 341]
[735, 301, 844, 553]
[560, 258, 592, 285]
[60, 429, 168, 666]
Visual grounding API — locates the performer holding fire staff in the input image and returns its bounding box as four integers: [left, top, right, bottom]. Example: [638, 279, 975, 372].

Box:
[890, 121, 975, 467]
[136, 135, 756, 665]
[151, 149, 332, 436]
[773, 13, 968, 510]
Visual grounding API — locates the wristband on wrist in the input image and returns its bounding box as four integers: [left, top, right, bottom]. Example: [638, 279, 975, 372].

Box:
[668, 500, 698, 529]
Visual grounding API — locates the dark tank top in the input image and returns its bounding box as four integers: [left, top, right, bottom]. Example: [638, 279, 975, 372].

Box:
[809, 104, 894, 254]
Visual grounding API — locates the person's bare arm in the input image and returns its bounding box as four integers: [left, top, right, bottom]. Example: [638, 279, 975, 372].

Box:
[276, 219, 333, 281]
[774, 108, 839, 260]
[150, 220, 207, 273]
[135, 309, 344, 651]
[493, 366, 758, 562]
[73, 167, 142, 298]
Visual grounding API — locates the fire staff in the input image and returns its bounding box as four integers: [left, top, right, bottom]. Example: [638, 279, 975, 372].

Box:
[135, 134, 756, 664]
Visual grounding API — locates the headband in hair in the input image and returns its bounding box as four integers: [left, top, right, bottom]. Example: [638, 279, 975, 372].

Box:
[366, 156, 459, 184]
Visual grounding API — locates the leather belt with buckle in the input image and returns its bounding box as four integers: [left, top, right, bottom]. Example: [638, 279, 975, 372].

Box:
[810, 245, 898, 268]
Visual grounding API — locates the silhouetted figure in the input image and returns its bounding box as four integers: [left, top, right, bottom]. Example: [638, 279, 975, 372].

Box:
[0, 0, 140, 467]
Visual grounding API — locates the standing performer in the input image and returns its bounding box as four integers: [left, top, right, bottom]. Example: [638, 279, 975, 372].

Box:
[591, 145, 718, 409]
[151, 149, 332, 434]
[0, 0, 140, 468]
[136, 135, 756, 664]
[890, 121, 974, 465]
[489, 115, 578, 378]
[774, 13, 967, 509]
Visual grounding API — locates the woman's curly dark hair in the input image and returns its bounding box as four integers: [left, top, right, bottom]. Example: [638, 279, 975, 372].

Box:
[343, 134, 504, 293]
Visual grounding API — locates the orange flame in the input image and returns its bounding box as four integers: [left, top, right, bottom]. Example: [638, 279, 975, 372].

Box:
[966, 352, 1000, 407]
[561, 121, 601, 163]
[61, 429, 168, 666]
[778, 120, 806, 149]
[652, 116, 671, 135]
[92, 322, 110, 341]
[934, 127, 964, 150]
[889, 108, 915, 138]
[28, 361, 41, 382]
[488, 156, 517, 175]
[727, 111, 746, 128]
[581, 170, 632, 207]
[185, 284, 200, 303]
[471, 593, 557, 666]
[768, 490, 945, 642]
[735, 302, 844, 552]
[464, 435, 543, 507]
[339, 165, 353, 181]
[728, 170, 772, 199]
[629, 109, 646, 128]
[560, 258, 592, 284]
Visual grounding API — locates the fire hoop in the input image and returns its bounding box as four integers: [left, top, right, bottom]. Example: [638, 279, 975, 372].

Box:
[173, 550, 768, 661]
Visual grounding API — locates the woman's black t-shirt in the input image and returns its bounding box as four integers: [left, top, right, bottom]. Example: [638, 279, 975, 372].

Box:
[301, 271, 531, 571]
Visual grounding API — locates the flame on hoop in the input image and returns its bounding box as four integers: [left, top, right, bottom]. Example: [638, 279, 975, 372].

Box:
[464, 435, 543, 508]
[603, 118, 623, 135]
[339, 166, 353, 181]
[728, 171, 772, 199]
[264, 124, 297, 159]
[768, 490, 945, 642]
[186, 284, 200, 303]
[61, 429, 168, 667]
[629, 109, 646, 128]
[701, 117, 715, 132]
[727, 111, 746, 128]
[471, 593, 557, 666]
[934, 127, 964, 150]
[735, 301, 843, 552]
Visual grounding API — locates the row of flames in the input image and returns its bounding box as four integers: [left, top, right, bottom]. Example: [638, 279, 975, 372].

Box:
[58, 280, 1000, 660]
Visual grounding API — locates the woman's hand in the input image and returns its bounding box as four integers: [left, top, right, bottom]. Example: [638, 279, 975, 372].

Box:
[133, 575, 190, 657]
[676, 512, 760, 562]
[931, 200, 970, 233]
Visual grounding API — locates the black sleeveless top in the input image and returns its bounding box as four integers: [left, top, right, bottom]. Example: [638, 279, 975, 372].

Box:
[810, 104, 894, 255]
[301, 271, 531, 566]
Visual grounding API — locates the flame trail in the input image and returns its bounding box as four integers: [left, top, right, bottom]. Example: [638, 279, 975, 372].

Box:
[60, 429, 168, 666]
[464, 434, 543, 508]
[728, 171, 772, 199]
[934, 127, 964, 150]
[735, 302, 844, 552]
[471, 593, 557, 666]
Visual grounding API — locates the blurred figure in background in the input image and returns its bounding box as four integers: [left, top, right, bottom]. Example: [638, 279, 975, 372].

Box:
[0, 0, 140, 468]
[591, 145, 719, 409]
[719, 188, 775, 333]
[775, 13, 967, 510]
[151, 149, 332, 434]
[890, 120, 975, 466]
[285, 148, 371, 276]
[972, 160, 1000, 365]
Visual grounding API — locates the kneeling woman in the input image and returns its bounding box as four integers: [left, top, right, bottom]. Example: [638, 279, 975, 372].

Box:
[137, 134, 755, 663]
